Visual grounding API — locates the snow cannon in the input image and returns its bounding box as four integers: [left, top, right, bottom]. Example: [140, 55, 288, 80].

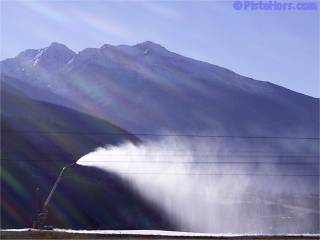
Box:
[33, 162, 77, 230]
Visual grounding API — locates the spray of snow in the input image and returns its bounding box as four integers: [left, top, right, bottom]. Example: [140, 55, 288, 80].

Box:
[77, 138, 318, 234]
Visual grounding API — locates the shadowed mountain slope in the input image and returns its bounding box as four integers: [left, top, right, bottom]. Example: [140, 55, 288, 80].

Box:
[1, 81, 174, 230]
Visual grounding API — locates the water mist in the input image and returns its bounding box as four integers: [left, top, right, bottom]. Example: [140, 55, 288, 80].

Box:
[77, 138, 319, 234]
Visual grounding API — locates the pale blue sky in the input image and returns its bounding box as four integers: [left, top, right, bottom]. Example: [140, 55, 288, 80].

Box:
[0, 0, 319, 97]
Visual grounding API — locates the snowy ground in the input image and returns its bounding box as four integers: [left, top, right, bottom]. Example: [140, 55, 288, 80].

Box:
[1, 229, 319, 239]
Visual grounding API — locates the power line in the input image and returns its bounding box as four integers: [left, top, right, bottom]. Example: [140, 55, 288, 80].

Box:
[1, 154, 319, 158]
[72, 154, 320, 158]
[1, 152, 318, 158]
[2, 150, 318, 155]
[2, 159, 319, 165]
[2, 158, 317, 176]
[75, 161, 320, 165]
[76, 161, 320, 165]
[103, 172, 320, 177]
[2, 130, 319, 140]
[1, 154, 319, 162]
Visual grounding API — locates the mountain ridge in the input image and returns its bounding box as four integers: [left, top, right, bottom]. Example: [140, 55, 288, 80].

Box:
[2, 41, 317, 99]
[1, 41, 318, 140]
[1, 41, 317, 97]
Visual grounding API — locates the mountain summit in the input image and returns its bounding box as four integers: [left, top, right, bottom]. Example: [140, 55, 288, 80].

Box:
[134, 41, 167, 51]
[1, 41, 318, 139]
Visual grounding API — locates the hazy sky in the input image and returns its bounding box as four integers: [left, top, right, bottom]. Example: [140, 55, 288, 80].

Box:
[1, 0, 319, 97]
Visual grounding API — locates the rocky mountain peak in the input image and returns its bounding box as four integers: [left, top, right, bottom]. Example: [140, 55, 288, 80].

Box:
[135, 41, 167, 52]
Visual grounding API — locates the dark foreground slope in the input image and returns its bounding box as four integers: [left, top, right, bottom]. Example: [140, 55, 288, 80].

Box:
[1, 81, 174, 230]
